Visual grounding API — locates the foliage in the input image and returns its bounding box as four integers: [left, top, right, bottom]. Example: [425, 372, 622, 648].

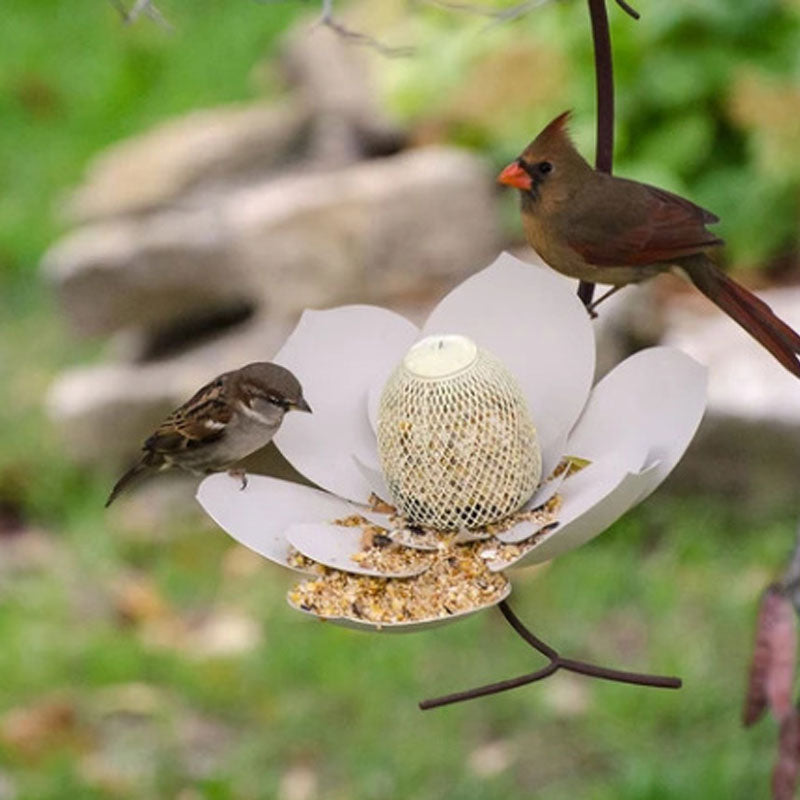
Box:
[377, 0, 800, 270]
[0, 0, 298, 283]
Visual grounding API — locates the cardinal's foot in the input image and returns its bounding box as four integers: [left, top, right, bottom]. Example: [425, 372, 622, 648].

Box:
[228, 468, 248, 491]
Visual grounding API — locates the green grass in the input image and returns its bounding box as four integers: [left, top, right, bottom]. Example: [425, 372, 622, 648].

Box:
[0, 483, 793, 798]
[0, 0, 298, 280]
[0, 1, 797, 798]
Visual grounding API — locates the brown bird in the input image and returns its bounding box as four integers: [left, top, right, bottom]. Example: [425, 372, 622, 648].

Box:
[498, 111, 800, 378]
[105, 362, 312, 507]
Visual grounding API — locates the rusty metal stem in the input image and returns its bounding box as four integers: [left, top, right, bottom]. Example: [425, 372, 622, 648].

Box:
[419, 601, 681, 710]
[578, 0, 623, 307]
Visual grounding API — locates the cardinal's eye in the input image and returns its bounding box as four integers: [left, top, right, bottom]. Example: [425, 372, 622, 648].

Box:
[537, 161, 553, 175]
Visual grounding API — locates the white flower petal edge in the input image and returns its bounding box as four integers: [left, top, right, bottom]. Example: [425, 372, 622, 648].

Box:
[287, 583, 512, 633]
[273, 305, 418, 503]
[496, 347, 707, 566]
[516, 461, 662, 566]
[352, 455, 392, 501]
[565, 347, 707, 485]
[420, 252, 596, 463]
[196, 474, 357, 570]
[286, 523, 430, 578]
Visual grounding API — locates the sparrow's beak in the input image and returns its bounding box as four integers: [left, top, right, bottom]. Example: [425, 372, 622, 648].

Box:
[294, 397, 313, 413]
[498, 161, 532, 191]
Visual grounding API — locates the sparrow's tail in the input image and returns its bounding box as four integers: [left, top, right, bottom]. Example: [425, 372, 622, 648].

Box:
[681, 255, 800, 379]
[105, 457, 156, 508]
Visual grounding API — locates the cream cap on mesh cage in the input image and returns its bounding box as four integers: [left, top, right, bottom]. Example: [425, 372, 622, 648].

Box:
[376, 334, 542, 530]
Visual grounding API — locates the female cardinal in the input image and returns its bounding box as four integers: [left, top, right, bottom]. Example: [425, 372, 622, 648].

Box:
[498, 111, 800, 378]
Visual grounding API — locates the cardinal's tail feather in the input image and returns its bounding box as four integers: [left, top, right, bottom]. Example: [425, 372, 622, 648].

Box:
[683, 256, 800, 379]
[105, 457, 158, 508]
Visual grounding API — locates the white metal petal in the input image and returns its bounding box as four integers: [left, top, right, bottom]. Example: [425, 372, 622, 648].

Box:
[273, 305, 418, 503]
[506, 461, 662, 568]
[196, 474, 355, 570]
[287, 582, 511, 632]
[566, 346, 707, 483]
[352, 454, 392, 501]
[421, 252, 595, 456]
[522, 466, 569, 513]
[286, 523, 432, 578]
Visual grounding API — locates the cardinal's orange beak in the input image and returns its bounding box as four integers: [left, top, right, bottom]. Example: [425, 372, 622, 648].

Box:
[498, 161, 532, 191]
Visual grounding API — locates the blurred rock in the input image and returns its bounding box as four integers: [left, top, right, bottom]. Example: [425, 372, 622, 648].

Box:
[46, 147, 498, 341]
[231, 146, 501, 313]
[43, 209, 240, 337]
[663, 286, 800, 505]
[280, 24, 405, 162]
[42, 18, 502, 474]
[66, 103, 313, 223]
[664, 286, 800, 426]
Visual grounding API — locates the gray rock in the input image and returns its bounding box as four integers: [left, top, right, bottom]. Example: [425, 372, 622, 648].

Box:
[230, 146, 502, 313]
[663, 285, 800, 425]
[65, 103, 313, 223]
[662, 285, 800, 506]
[46, 147, 501, 338]
[42, 209, 244, 338]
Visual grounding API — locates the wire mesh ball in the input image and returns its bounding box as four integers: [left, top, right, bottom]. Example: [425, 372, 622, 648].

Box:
[376, 335, 541, 530]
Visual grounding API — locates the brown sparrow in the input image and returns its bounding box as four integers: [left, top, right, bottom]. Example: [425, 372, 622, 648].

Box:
[105, 362, 312, 507]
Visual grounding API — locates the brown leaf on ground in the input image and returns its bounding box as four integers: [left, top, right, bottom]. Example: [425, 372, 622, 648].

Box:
[112, 573, 172, 627]
[744, 585, 797, 726]
[0, 696, 86, 760]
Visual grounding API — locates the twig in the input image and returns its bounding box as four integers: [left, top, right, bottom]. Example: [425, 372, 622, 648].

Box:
[108, 0, 173, 30]
[424, 0, 555, 25]
[614, 0, 640, 20]
[419, 600, 681, 709]
[314, 0, 414, 56]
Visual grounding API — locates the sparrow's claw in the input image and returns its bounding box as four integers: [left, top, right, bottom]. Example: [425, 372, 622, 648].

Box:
[228, 468, 248, 491]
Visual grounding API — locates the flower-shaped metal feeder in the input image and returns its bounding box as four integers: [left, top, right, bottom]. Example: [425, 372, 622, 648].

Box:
[197, 253, 707, 706]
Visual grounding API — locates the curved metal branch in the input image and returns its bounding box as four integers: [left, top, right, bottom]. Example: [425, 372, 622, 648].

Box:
[577, 0, 638, 307]
[419, 600, 681, 710]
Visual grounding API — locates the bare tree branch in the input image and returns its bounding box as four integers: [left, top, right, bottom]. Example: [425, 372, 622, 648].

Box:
[108, 0, 173, 31]
[423, 0, 555, 25]
[311, 0, 414, 56]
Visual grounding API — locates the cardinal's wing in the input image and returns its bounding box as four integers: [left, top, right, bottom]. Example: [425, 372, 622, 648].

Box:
[566, 178, 723, 267]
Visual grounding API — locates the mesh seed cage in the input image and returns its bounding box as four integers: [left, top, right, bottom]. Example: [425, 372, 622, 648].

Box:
[377, 335, 541, 530]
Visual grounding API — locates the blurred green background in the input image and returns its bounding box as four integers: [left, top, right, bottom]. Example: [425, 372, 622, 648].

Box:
[0, 1, 798, 798]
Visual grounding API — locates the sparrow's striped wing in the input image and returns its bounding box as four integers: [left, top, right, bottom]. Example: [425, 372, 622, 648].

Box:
[568, 178, 724, 267]
[144, 374, 234, 455]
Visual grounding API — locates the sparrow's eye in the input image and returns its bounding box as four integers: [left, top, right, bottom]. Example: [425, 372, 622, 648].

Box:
[266, 394, 283, 406]
[537, 161, 553, 175]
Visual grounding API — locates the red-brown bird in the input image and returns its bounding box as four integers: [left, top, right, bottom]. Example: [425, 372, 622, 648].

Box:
[498, 111, 800, 378]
